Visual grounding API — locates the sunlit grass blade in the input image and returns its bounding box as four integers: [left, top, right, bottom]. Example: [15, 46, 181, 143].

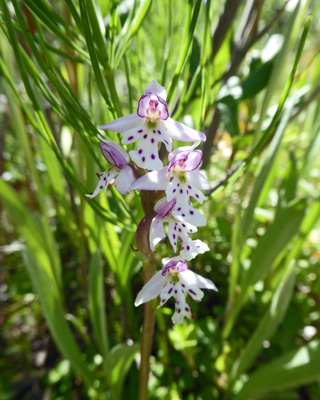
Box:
[235, 341, 320, 400]
[223, 198, 306, 339]
[227, 13, 311, 310]
[0, 180, 60, 290]
[89, 250, 109, 373]
[113, 0, 152, 69]
[230, 271, 296, 384]
[23, 251, 101, 396]
[23, 0, 88, 57]
[106, 343, 140, 400]
[166, 0, 202, 105]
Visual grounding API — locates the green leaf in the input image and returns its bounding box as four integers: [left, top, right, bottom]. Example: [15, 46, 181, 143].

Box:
[235, 341, 320, 400]
[166, 0, 202, 104]
[0, 179, 59, 289]
[216, 60, 274, 105]
[218, 101, 240, 137]
[23, 252, 99, 393]
[231, 271, 296, 382]
[113, 0, 152, 69]
[89, 250, 109, 364]
[223, 199, 306, 339]
[106, 343, 140, 400]
[244, 199, 306, 288]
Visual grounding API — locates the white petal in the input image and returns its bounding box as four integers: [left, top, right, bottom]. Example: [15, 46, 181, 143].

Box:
[159, 280, 176, 305]
[149, 216, 166, 252]
[167, 218, 178, 252]
[186, 171, 209, 190]
[181, 270, 218, 291]
[130, 149, 163, 170]
[164, 118, 206, 142]
[180, 239, 209, 261]
[128, 122, 172, 170]
[172, 306, 192, 324]
[121, 127, 144, 145]
[132, 168, 169, 191]
[172, 208, 206, 227]
[134, 271, 166, 307]
[114, 165, 135, 195]
[171, 283, 191, 324]
[184, 283, 204, 301]
[168, 142, 200, 162]
[145, 80, 167, 100]
[99, 113, 143, 132]
[86, 169, 118, 199]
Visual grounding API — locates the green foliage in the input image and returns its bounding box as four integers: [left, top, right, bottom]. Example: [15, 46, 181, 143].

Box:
[1, 0, 320, 399]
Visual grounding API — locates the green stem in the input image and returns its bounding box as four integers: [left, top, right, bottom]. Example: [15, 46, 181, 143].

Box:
[138, 256, 156, 400]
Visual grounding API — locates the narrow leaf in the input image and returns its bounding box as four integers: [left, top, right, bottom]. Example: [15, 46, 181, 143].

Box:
[235, 341, 320, 400]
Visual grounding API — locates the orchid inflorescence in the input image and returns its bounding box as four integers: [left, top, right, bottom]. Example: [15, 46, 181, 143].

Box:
[87, 81, 217, 324]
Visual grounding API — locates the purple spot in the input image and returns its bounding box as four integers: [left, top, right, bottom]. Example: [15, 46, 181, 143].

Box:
[168, 288, 173, 294]
[177, 183, 180, 187]
[182, 213, 185, 217]
[107, 173, 110, 177]
[142, 157, 145, 162]
[178, 309, 181, 313]
[174, 226, 176, 231]
[174, 242, 177, 246]
[100, 186, 103, 189]
[188, 185, 191, 189]
[182, 224, 186, 228]
[187, 191, 189, 195]
[143, 134, 148, 139]
[187, 245, 190, 251]
[196, 194, 199, 199]
[138, 129, 143, 133]
[180, 189, 183, 194]
[138, 149, 143, 154]
[173, 189, 176, 193]
[178, 236, 183, 243]
[173, 234, 176, 239]
[179, 228, 181, 232]
[190, 229, 193, 233]
[190, 210, 194, 215]
[181, 284, 185, 288]
[104, 177, 107, 181]
[165, 140, 168, 144]
[151, 154, 155, 159]
[157, 130, 161, 134]
[185, 307, 189, 312]
[177, 207, 181, 211]
[175, 290, 177, 294]
[151, 138, 155, 143]
[153, 130, 156, 133]
[189, 289, 196, 296]
[128, 136, 134, 140]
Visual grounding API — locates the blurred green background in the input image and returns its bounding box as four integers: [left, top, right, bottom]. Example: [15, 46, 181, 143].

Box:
[0, 0, 320, 399]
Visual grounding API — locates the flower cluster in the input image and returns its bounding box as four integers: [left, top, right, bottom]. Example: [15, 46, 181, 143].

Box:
[87, 81, 217, 324]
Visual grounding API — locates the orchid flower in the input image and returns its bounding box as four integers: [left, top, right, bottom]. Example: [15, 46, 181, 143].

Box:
[99, 81, 206, 171]
[150, 197, 209, 261]
[86, 134, 135, 198]
[135, 257, 217, 324]
[132, 144, 209, 226]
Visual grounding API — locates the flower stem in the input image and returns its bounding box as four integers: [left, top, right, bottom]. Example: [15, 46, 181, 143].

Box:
[138, 257, 156, 400]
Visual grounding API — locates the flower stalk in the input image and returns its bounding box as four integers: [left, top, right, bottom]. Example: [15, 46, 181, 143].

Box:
[138, 256, 156, 400]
